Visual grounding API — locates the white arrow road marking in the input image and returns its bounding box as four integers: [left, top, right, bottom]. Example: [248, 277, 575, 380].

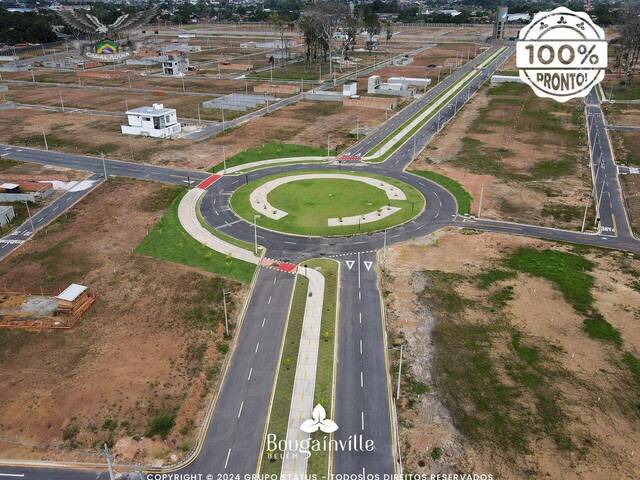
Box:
[345, 260, 355, 270]
[363, 261, 373, 271]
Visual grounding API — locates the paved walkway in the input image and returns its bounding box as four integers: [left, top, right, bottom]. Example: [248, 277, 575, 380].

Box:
[178, 187, 261, 264]
[223, 156, 331, 174]
[328, 206, 401, 226]
[280, 265, 326, 478]
[249, 173, 406, 220]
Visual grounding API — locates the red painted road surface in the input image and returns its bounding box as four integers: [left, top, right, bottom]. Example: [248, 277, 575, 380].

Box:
[197, 174, 222, 189]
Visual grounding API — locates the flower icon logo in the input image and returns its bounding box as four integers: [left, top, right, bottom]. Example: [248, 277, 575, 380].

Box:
[300, 404, 339, 434]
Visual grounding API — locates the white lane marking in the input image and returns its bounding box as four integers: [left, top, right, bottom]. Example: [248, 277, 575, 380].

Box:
[247, 367, 253, 381]
[262, 317, 266, 327]
[268, 295, 272, 305]
[224, 448, 232, 469]
[0, 475, 25, 478]
[358, 290, 361, 301]
[255, 342, 260, 354]
[357, 252, 361, 290]
[359, 339, 363, 355]
[237, 401, 244, 418]
[361, 411, 365, 431]
[359, 312, 362, 324]
[360, 371, 364, 388]
[273, 277, 277, 284]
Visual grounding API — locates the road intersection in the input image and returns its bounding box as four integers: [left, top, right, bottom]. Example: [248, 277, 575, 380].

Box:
[1, 43, 638, 480]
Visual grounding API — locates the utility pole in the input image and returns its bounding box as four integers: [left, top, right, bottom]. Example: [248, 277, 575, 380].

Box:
[477, 184, 484, 218]
[356, 117, 360, 140]
[327, 134, 330, 156]
[383, 229, 387, 270]
[59, 92, 64, 112]
[103, 444, 115, 480]
[222, 288, 229, 336]
[41, 129, 48, 151]
[221, 105, 225, 131]
[24, 201, 35, 233]
[101, 152, 108, 180]
[197, 104, 201, 126]
[396, 344, 403, 401]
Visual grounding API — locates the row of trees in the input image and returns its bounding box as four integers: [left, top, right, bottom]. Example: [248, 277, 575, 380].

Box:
[280, 2, 392, 68]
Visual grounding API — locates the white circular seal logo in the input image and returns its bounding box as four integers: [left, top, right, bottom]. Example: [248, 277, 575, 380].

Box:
[516, 7, 607, 103]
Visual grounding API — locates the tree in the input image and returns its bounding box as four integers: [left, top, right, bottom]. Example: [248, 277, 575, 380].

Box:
[384, 20, 393, 45]
[362, 7, 381, 51]
[298, 1, 349, 71]
[269, 12, 291, 66]
[617, 3, 640, 83]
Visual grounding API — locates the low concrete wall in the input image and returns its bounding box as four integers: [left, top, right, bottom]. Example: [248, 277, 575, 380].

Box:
[303, 91, 342, 102]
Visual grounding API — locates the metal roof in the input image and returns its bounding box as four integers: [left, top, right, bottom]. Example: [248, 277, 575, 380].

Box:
[0, 182, 19, 190]
[56, 283, 88, 302]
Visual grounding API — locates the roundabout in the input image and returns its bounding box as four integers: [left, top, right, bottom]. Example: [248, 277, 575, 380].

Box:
[229, 170, 425, 237]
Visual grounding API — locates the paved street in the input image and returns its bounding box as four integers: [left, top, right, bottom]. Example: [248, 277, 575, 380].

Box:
[333, 252, 395, 475]
[585, 90, 633, 239]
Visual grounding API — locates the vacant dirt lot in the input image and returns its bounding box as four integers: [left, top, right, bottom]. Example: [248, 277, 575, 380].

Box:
[621, 175, 640, 235]
[383, 229, 640, 479]
[0, 99, 385, 170]
[412, 78, 593, 230]
[0, 179, 245, 465]
[604, 104, 640, 167]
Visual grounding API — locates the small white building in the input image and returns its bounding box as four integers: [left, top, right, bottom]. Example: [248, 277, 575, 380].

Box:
[121, 104, 181, 139]
[343, 81, 358, 97]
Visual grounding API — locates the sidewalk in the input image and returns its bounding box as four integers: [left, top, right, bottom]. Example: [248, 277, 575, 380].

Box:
[280, 266, 325, 478]
[177, 187, 261, 264]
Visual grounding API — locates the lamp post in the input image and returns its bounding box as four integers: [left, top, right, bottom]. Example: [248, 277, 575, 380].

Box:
[222, 288, 229, 336]
[253, 214, 260, 254]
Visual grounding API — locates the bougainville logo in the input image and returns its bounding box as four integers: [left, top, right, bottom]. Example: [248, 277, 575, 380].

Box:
[300, 404, 338, 434]
[516, 7, 607, 102]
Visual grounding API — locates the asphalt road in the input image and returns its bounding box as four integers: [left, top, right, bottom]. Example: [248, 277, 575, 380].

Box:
[178, 268, 296, 475]
[333, 252, 395, 476]
[0, 174, 103, 261]
[585, 90, 633, 239]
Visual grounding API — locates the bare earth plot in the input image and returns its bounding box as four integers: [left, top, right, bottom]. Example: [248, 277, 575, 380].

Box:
[158, 101, 387, 170]
[412, 81, 593, 230]
[383, 229, 640, 479]
[604, 104, 640, 166]
[0, 108, 173, 164]
[0, 179, 245, 466]
[0, 99, 386, 170]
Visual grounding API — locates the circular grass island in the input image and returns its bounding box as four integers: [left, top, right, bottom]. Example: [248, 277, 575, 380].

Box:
[229, 170, 425, 237]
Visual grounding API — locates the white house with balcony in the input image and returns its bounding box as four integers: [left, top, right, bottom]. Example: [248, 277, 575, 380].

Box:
[121, 104, 181, 139]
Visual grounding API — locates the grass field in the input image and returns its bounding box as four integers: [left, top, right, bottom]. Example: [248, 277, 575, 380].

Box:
[135, 190, 256, 283]
[230, 170, 424, 236]
[209, 142, 330, 173]
[261, 273, 308, 474]
[410, 169, 472, 214]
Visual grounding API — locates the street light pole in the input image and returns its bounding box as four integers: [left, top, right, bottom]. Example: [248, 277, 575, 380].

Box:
[101, 152, 108, 180]
[222, 288, 229, 336]
[41, 129, 48, 151]
[24, 201, 34, 233]
[222, 145, 227, 174]
[253, 215, 259, 254]
[396, 344, 403, 401]
[103, 444, 115, 480]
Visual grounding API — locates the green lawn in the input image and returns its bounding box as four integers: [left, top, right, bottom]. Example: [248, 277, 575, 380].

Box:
[306, 259, 339, 478]
[135, 190, 256, 284]
[230, 170, 425, 236]
[410, 170, 472, 215]
[209, 143, 330, 173]
[261, 274, 308, 474]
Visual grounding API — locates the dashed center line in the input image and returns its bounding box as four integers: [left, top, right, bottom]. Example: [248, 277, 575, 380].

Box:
[224, 448, 232, 469]
[237, 401, 244, 418]
[255, 342, 260, 354]
[247, 367, 253, 381]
